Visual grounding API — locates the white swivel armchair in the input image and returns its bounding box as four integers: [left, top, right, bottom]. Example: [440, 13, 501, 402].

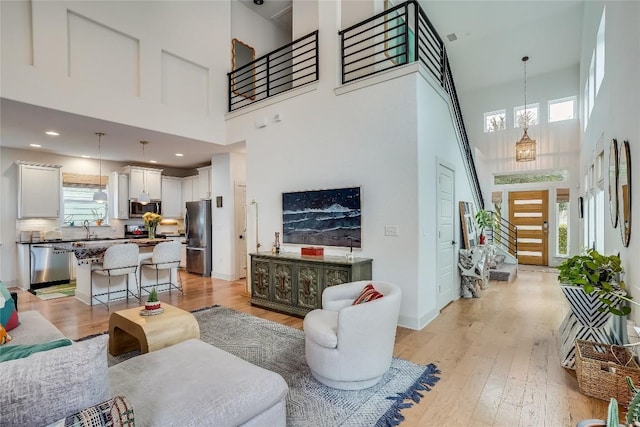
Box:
[303, 280, 402, 390]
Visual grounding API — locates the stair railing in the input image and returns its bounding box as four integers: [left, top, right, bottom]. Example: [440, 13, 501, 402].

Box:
[486, 211, 518, 258]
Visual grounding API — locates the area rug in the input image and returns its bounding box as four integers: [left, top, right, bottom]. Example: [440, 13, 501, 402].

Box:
[32, 282, 76, 300]
[106, 306, 440, 426]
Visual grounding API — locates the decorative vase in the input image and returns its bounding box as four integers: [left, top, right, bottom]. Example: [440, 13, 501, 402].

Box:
[148, 226, 155, 240]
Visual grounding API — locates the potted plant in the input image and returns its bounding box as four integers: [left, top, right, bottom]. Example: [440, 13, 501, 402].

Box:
[475, 209, 495, 245]
[145, 287, 160, 311]
[558, 249, 634, 320]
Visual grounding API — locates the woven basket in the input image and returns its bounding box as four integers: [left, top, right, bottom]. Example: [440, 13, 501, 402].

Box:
[575, 339, 640, 406]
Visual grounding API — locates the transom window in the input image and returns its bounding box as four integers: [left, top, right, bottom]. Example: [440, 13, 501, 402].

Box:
[514, 103, 539, 128]
[494, 170, 568, 185]
[484, 109, 506, 133]
[549, 97, 576, 122]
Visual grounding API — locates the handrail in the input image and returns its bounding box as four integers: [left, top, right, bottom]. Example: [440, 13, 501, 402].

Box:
[227, 31, 319, 112]
[486, 211, 518, 258]
[338, 0, 484, 209]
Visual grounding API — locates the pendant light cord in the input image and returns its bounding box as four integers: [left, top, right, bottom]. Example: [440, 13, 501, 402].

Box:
[96, 132, 104, 191]
[523, 56, 529, 128]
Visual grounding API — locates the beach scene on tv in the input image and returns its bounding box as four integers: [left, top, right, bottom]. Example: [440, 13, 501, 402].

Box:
[282, 187, 362, 248]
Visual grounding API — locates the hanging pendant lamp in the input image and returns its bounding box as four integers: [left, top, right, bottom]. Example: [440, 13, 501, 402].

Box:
[515, 56, 536, 162]
[92, 132, 108, 203]
[138, 141, 151, 205]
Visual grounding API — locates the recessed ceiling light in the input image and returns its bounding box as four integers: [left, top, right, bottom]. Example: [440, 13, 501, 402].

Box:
[30, 144, 42, 148]
[175, 153, 184, 157]
[149, 160, 158, 164]
[81, 155, 91, 158]
[45, 131, 60, 136]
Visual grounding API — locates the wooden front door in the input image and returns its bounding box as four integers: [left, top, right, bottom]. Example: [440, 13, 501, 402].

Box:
[509, 190, 549, 266]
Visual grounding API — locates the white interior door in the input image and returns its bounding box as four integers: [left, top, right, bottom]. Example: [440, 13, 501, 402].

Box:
[234, 183, 247, 280]
[436, 162, 456, 310]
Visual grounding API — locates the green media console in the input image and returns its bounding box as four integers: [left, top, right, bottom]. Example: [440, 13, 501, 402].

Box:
[249, 252, 373, 317]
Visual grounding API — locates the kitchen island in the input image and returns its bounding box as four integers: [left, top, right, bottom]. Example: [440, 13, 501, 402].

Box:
[52, 239, 179, 306]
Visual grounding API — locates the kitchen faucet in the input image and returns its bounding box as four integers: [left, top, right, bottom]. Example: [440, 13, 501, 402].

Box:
[83, 220, 90, 239]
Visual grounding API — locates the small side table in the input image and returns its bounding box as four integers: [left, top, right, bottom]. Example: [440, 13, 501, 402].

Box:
[109, 303, 200, 356]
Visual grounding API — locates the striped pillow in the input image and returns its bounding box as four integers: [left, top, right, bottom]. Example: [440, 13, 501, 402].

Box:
[352, 284, 383, 305]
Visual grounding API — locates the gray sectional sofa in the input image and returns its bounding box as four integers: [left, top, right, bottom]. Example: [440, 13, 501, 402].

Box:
[1, 310, 289, 426]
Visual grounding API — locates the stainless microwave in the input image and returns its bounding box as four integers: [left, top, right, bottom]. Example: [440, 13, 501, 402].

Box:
[129, 200, 161, 217]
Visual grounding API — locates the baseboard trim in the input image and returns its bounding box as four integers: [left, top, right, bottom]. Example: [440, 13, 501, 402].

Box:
[398, 307, 439, 331]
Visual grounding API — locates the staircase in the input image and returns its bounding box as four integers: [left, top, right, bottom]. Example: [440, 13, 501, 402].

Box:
[488, 252, 518, 282]
[486, 213, 518, 282]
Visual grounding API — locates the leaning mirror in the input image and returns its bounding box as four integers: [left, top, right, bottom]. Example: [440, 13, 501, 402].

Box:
[609, 138, 619, 228]
[231, 39, 256, 100]
[618, 139, 631, 246]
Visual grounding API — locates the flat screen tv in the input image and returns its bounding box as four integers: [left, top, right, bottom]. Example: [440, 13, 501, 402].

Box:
[282, 187, 361, 248]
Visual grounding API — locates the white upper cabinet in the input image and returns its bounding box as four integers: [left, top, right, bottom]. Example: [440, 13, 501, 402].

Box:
[161, 176, 182, 218]
[17, 162, 62, 219]
[181, 176, 198, 206]
[122, 166, 163, 200]
[197, 166, 212, 200]
[110, 172, 129, 219]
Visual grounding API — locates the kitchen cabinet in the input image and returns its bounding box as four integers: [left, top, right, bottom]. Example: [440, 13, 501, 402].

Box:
[181, 176, 198, 206]
[110, 172, 129, 219]
[197, 166, 212, 200]
[161, 177, 182, 218]
[123, 166, 162, 201]
[16, 161, 62, 219]
[249, 253, 373, 317]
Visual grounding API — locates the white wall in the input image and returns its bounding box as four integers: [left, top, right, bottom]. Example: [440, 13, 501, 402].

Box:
[1, 0, 231, 144]
[231, 1, 290, 55]
[580, 2, 640, 323]
[226, 0, 476, 329]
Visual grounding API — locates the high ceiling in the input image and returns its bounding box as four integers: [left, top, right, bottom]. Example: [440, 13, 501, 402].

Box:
[0, 1, 584, 169]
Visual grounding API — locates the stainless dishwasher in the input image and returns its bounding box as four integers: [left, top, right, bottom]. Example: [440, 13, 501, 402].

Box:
[30, 244, 71, 290]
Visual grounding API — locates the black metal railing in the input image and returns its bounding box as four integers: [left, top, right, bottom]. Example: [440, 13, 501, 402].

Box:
[486, 212, 518, 258]
[228, 31, 319, 112]
[338, 1, 484, 209]
[338, 0, 444, 85]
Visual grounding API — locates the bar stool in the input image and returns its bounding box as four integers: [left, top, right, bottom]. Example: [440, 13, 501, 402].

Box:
[91, 243, 140, 309]
[139, 241, 183, 298]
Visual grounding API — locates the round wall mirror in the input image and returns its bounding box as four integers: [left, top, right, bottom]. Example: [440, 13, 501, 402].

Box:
[609, 139, 619, 228]
[618, 139, 631, 247]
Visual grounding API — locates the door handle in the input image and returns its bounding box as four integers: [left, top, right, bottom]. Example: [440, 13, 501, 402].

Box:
[451, 241, 456, 245]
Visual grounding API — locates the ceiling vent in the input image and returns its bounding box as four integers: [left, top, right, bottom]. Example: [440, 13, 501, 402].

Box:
[446, 33, 458, 42]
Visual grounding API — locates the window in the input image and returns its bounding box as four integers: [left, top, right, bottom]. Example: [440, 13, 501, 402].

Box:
[514, 103, 539, 128]
[494, 170, 568, 185]
[583, 81, 589, 130]
[484, 110, 506, 132]
[62, 173, 108, 226]
[556, 189, 569, 256]
[549, 97, 576, 122]
[588, 51, 595, 116]
[595, 7, 606, 95]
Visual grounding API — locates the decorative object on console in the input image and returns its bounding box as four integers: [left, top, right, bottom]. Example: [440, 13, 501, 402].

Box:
[143, 212, 162, 240]
[282, 187, 361, 248]
[275, 231, 281, 254]
[301, 247, 324, 257]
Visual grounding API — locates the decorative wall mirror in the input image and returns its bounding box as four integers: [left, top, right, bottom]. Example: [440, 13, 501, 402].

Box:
[609, 138, 619, 228]
[231, 38, 256, 100]
[459, 201, 479, 249]
[618, 139, 631, 246]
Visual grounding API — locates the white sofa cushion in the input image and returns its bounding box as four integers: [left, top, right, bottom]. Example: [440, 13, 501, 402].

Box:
[0, 334, 109, 426]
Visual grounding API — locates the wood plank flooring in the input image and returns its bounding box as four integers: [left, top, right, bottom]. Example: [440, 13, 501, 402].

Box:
[11, 268, 606, 426]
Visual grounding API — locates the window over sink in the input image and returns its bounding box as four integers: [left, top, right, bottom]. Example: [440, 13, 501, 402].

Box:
[62, 173, 109, 226]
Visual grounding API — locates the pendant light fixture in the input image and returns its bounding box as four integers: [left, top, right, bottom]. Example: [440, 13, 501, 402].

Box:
[138, 141, 151, 205]
[92, 132, 108, 203]
[515, 56, 536, 162]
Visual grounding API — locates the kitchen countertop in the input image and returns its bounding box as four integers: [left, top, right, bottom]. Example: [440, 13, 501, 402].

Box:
[16, 236, 178, 245]
[51, 238, 172, 261]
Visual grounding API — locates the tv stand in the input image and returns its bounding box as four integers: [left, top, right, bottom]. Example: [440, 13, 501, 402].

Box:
[249, 252, 373, 317]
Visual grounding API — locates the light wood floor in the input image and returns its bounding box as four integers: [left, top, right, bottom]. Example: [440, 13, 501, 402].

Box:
[12, 269, 606, 426]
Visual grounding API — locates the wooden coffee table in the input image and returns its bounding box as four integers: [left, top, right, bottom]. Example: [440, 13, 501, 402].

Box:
[108, 303, 200, 356]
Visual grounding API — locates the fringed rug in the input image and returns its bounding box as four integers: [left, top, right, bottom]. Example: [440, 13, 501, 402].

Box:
[107, 306, 440, 427]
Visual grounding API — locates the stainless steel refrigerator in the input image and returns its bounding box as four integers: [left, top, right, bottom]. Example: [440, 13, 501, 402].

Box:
[185, 200, 212, 276]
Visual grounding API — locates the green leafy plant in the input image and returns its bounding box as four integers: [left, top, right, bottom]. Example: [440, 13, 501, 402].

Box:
[475, 210, 496, 237]
[558, 249, 634, 316]
[147, 287, 158, 303]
